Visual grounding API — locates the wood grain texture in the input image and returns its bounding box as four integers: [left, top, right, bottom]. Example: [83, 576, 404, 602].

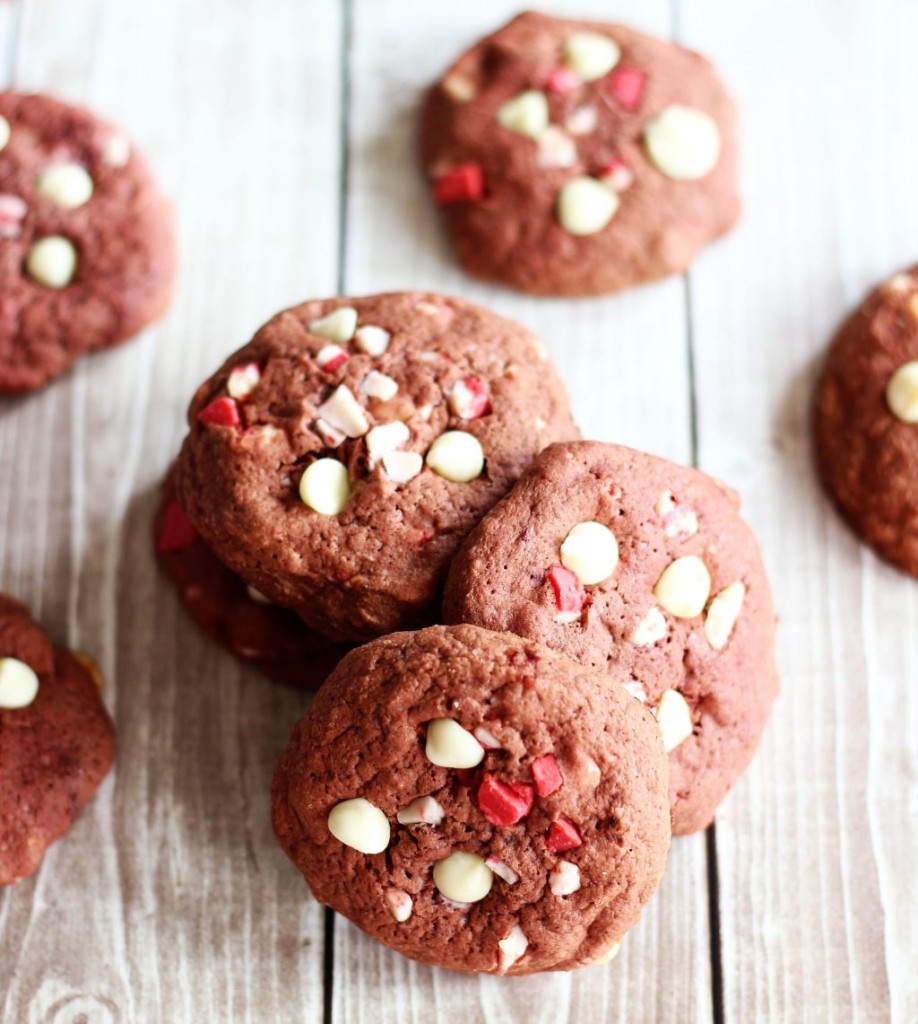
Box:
[335, 3, 712, 1023]
[0, 1, 342, 1021]
[682, 1, 918, 1021]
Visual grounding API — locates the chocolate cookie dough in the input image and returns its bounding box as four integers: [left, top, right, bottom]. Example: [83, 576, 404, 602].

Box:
[421, 11, 738, 296]
[176, 292, 578, 642]
[444, 442, 778, 835]
[154, 467, 349, 688]
[0, 91, 175, 393]
[272, 624, 670, 974]
[0, 594, 115, 886]
[814, 267, 918, 575]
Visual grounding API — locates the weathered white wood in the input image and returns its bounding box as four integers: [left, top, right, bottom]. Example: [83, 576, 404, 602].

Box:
[0, 0, 342, 1020]
[337, 3, 711, 1022]
[683, 1, 918, 1021]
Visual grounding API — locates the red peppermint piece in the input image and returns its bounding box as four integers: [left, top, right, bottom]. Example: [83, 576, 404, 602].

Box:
[607, 66, 646, 111]
[546, 816, 582, 854]
[545, 66, 580, 94]
[197, 396, 241, 428]
[0, 194, 27, 239]
[226, 362, 261, 401]
[598, 157, 634, 194]
[449, 375, 491, 420]
[547, 565, 586, 614]
[434, 163, 484, 205]
[157, 500, 198, 553]
[531, 754, 564, 797]
[478, 773, 535, 826]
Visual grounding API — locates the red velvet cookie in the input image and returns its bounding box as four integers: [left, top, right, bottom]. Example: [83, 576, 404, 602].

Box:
[272, 624, 670, 974]
[154, 467, 349, 688]
[175, 292, 578, 642]
[444, 441, 779, 835]
[0, 594, 115, 886]
[421, 12, 738, 296]
[0, 91, 175, 393]
[814, 266, 918, 575]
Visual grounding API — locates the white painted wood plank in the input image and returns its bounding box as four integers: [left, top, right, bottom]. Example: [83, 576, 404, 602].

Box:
[338, 3, 711, 1022]
[682, 1, 918, 1021]
[0, 1, 342, 1020]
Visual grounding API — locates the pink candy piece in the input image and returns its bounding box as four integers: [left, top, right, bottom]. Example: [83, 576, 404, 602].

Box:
[607, 66, 647, 111]
[547, 565, 586, 616]
[598, 157, 634, 193]
[448, 376, 491, 420]
[531, 754, 564, 798]
[316, 344, 350, 372]
[0, 194, 27, 239]
[545, 66, 580, 94]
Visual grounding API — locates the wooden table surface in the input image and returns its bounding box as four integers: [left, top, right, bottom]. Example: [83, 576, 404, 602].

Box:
[1, 1, 915, 1021]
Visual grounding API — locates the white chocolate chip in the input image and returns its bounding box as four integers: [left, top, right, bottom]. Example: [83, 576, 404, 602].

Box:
[316, 385, 369, 438]
[360, 370, 398, 401]
[593, 942, 621, 965]
[654, 555, 711, 618]
[425, 718, 484, 768]
[473, 724, 501, 750]
[623, 681, 649, 704]
[36, 162, 93, 209]
[704, 581, 746, 650]
[246, 585, 272, 605]
[557, 177, 619, 236]
[315, 417, 346, 448]
[886, 361, 918, 423]
[316, 344, 350, 371]
[26, 236, 78, 289]
[227, 362, 261, 401]
[103, 133, 131, 168]
[0, 657, 40, 709]
[433, 851, 493, 903]
[485, 856, 519, 885]
[299, 458, 350, 515]
[560, 521, 619, 586]
[425, 431, 484, 483]
[496, 90, 549, 138]
[0, 116, 10, 152]
[907, 295, 918, 322]
[566, 105, 599, 136]
[366, 421, 410, 463]
[442, 72, 476, 102]
[381, 450, 423, 483]
[497, 923, 529, 972]
[327, 797, 390, 854]
[354, 324, 391, 356]
[645, 105, 721, 181]
[655, 689, 694, 752]
[629, 607, 668, 647]
[549, 860, 582, 896]
[537, 126, 577, 169]
[396, 795, 445, 826]
[564, 31, 620, 81]
[385, 888, 413, 923]
[310, 306, 358, 343]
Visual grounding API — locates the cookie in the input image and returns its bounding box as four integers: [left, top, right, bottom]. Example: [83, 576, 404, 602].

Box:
[272, 624, 670, 974]
[813, 267, 918, 575]
[420, 11, 739, 296]
[175, 292, 578, 642]
[444, 441, 778, 835]
[0, 91, 175, 393]
[154, 466, 350, 689]
[0, 594, 115, 886]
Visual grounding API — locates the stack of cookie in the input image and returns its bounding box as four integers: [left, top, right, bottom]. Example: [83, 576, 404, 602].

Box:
[157, 286, 778, 975]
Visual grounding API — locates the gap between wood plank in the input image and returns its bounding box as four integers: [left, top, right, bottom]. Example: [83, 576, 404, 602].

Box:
[325, 1, 354, 1018]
